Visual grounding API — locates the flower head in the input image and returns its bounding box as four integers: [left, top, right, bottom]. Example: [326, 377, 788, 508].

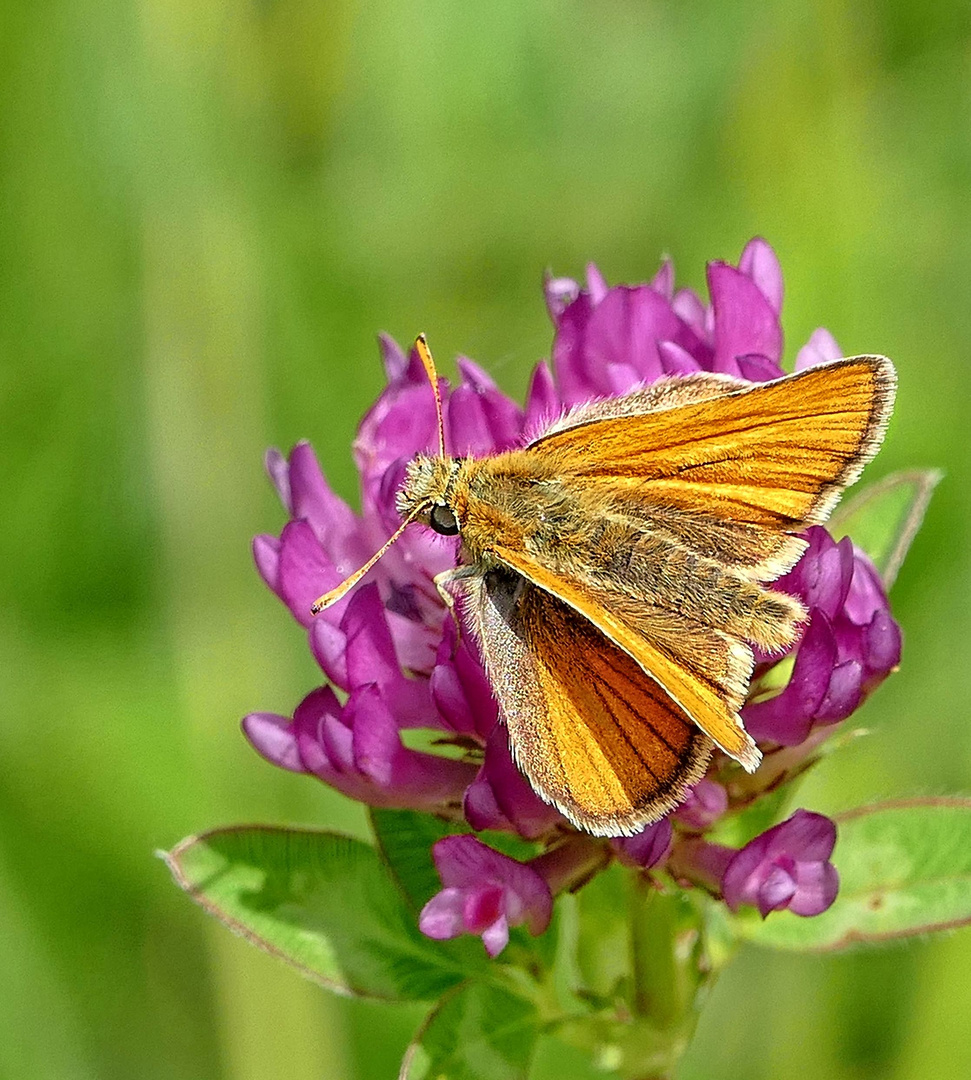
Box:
[244, 238, 898, 948]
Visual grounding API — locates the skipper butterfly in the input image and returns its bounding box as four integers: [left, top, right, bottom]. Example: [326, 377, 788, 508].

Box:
[312, 336, 895, 836]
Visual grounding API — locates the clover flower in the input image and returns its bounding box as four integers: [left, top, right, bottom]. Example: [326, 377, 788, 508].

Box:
[243, 239, 901, 953]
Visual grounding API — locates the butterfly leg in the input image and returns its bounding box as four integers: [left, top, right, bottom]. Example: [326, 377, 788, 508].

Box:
[433, 565, 480, 626]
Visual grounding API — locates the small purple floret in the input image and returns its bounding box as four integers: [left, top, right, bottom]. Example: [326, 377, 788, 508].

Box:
[419, 836, 553, 957]
[744, 528, 901, 745]
[721, 810, 839, 918]
[611, 819, 674, 869]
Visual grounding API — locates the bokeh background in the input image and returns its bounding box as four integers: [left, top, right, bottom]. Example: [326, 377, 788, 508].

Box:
[2, 1, 970, 1077]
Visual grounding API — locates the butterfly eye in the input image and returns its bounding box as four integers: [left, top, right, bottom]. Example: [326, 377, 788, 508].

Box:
[429, 503, 460, 536]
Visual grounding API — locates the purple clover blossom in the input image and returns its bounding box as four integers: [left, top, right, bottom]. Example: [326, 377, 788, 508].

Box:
[673, 779, 730, 832]
[610, 819, 674, 869]
[244, 238, 899, 949]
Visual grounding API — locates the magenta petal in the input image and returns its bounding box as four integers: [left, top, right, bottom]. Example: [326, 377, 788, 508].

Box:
[795, 327, 843, 371]
[722, 811, 837, 915]
[844, 552, 888, 624]
[863, 610, 902, 678]
[419, 888, 466, 940]
[552, 293, 602, 404]
[673, 779, 728, 830]
[340, 585, 402, 691]
[431, 837, 553, 933]
[253, 534, 282, 594]
[611, 819, 673, 869]
[309, 617, 349, 689]
[743, 613, 838, 745]
[378, 332, 409, 381]
[709, 261, 783, 374]
[449, 361, 523, 455]
[658, 340, 702, 375]
[462, 886, 504, 933]
[456, 355, 523, 421]
[589, 286, 674, 383]
[431, 623, 499, 738]
[277, 520, 345, 628]
[585, 263, 609, 304]
[769, 809, 837, 862]
[671, 288, 709, 342]
[290, 686, 345, 778]
[430, 658, 481, 738]
[356, 380, 443, 486]
[757, 863, 798, 917]
[433, 835, 511, 889]
[815, 659, 863, 722]
[241, 712, 305, 773]
[264, 448, 293, 512]
[481, 916, 510, 957]
[473, 729, 563, 839]
[346, 686, 399, 785]
[780, 527, 854, 617]
[650, 257, 674, 299]
[544, 273, 581, 319]
[287, 442, 361, 560]
[318, 709, 355, 775]
[523, 361, 560, 434]
[789, 861, 840, 916]
[735, 353, 786, 383]
[463, 773, 507, 833]
[738, 237, 784, 314]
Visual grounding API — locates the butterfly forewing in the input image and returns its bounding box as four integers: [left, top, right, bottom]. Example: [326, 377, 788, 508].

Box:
[467, 567, 713, 836]
[524, 356, 896, 580]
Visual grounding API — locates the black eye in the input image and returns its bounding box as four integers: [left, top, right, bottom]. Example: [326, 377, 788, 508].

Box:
[429, 504, 459, 536]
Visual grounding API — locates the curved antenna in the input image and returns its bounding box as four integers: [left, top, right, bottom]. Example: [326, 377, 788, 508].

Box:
[415, 333, 446, 459]
[310, 505, 424, 615]
[310, 334, 445, 618]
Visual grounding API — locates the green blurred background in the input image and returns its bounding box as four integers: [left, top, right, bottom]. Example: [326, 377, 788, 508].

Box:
[2, 1, 970, 1077]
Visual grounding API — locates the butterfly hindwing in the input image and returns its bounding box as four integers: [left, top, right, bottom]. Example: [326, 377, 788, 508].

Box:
[524, 356, 896, 581]
[487, 543, 761, 772]
[465, 565, 713, 836]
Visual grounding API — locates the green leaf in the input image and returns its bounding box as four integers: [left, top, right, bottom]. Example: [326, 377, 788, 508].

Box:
[400, 981, 541, 1080]
[828, 469, 941, 588]
[739, 798, 971, 952]
[370, 808, 464, 913]
[164, 824, 468, 1001]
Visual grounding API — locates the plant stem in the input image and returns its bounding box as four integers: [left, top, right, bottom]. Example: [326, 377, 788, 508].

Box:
[629, 876, 680, 1027]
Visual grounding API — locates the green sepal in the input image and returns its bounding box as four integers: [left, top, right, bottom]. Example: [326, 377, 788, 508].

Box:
[828, 468, 941, 587]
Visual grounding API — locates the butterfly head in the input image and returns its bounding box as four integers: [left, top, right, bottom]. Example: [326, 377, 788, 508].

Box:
[309, 335, 461, 616]
[396, 454, 463, 536]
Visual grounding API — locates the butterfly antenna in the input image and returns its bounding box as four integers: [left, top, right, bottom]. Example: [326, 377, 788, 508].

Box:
[415, 333, 446, 459]
[310, 506, 423, 615]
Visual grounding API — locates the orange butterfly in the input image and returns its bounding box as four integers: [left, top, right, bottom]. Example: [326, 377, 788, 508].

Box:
[312, 337, 895, 837]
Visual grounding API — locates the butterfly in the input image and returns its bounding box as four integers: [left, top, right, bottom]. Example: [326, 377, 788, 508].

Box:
[312, 336, 896, 837]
